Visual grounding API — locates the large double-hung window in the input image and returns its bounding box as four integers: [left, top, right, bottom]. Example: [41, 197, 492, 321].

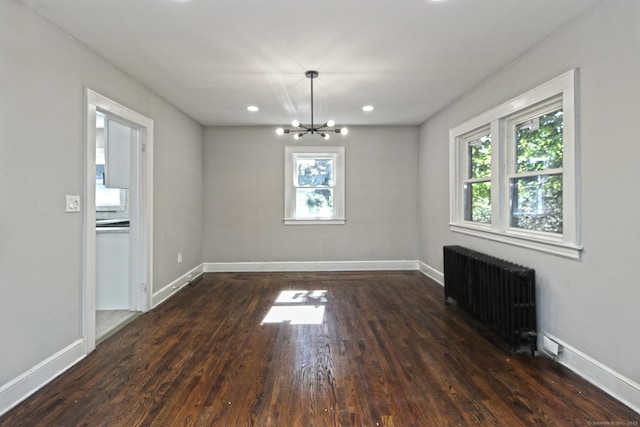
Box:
[450, 70, 581, 259]
[509, 101, 564, 234]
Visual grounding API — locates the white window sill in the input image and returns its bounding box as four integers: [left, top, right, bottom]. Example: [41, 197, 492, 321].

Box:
[450, 224, 583, 260]
[284, 218, 346, 225]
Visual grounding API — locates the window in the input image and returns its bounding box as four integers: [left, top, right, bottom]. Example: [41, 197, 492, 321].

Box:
[509, 103, 564, 233]
[284, 146, 345, 225]
[450, 70, 581, 259]
[95, 164, 125, 211]
[464, 130, 492, 224]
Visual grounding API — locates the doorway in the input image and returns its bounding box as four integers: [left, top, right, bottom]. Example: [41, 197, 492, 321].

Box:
[84, 89, 154, 353]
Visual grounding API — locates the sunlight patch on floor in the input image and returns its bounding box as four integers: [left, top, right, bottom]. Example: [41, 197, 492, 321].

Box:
[261, 305, 326, 325]
[261, 290, 328, 325]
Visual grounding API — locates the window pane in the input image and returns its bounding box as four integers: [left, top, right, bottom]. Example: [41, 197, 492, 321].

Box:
[296, 158, 333, 187]
[510, 174, 562, 233]
[296, 189, 334, 218]
[468, 135, 491, 179]
[464, 182, 491, 224]
[516, 109, 563, 173]
[96, 183, 122, 207]
[96, 164, 105, 183]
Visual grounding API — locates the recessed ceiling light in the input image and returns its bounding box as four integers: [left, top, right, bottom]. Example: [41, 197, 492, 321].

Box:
[247, 105, 259, 112]
[362, 105, 374, 112]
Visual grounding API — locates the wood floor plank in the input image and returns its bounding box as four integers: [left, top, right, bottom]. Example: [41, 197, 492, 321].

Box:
[1, 271, 637, 426]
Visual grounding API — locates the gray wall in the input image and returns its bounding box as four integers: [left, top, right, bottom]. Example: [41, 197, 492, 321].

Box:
[0, 0, 203, 387]
[418, 0, 640, 385]
[203, 126, 418, 262]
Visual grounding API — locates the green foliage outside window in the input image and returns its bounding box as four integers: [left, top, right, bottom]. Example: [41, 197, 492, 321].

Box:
[305, 189, 333, 209]
[467, 182, 491, 223]
[511, 175, 563, 233]
[469, 136, 491, 179]
[516, 110, 563, 172]
[466, 135, 491, 223]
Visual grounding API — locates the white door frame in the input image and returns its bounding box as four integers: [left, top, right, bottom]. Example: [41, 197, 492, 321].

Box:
[84, 89, 154, 353]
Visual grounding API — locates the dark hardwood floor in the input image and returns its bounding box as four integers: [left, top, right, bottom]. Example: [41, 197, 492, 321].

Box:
[2, 271, 637, 426]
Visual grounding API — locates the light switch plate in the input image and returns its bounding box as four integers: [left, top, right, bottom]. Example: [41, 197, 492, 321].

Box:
[66, 195, 81, 213]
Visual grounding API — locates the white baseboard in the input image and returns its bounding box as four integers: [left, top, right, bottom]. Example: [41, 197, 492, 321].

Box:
[0, 339, 86, 417]
[204, 260, 419, 273]
[152, 264, 204, 308]
[418, 261, 444, 285]
[539, 331, 640, 414]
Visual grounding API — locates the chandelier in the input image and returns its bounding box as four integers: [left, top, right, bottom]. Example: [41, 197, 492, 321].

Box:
[276, 70, 348, 140]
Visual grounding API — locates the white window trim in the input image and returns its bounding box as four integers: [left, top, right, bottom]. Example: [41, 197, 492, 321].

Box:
[284, 146, 346, 225]
[449, 69, 582, 260]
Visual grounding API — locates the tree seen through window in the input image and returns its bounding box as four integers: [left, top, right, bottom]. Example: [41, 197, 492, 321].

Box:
[465, 134, 491, 224]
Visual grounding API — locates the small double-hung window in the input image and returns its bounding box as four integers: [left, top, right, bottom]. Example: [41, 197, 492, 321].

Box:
[463, 131, 492, 224]
[284, 146, 345, 225]
[450, 69, 581, 259]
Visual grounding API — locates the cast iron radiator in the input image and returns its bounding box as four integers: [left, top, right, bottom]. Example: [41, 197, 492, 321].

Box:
[443, 245, 537, 354]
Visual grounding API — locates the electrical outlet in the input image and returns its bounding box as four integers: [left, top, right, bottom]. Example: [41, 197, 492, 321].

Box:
[66, 195, 81, 213]
[177, 252, 182, 264]
[542, 336, 561, 357]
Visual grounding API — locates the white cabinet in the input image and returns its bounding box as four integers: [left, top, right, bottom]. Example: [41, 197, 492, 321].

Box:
[96, 229, 130, 310]
[104, 117, 131, 189]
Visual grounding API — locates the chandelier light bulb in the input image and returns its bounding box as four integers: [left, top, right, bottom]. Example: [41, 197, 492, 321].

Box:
[276, 128, 284, 135]
[293, 133, 301, 140]
[291, 120, 300, 128]
[323, 133, 330, 140]
[340, 127, 349, 135]
[327, 120, 335, 127]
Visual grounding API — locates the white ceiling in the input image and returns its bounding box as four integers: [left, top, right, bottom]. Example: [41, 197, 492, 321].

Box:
[20, 0, 601, 127]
